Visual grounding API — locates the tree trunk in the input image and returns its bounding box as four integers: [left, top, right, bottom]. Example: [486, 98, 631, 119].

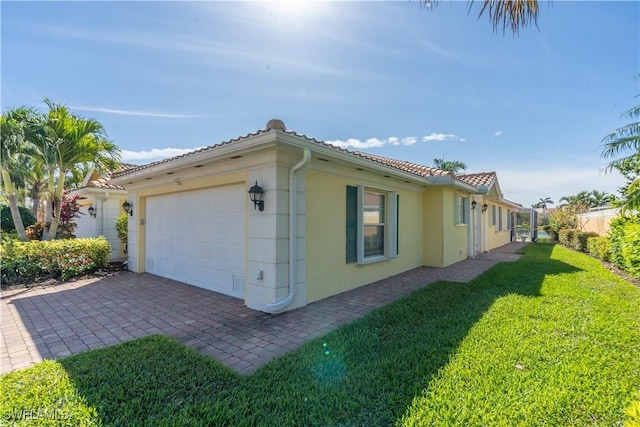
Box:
[42, 169, 56, 240]
[1, 170, 28, 241]
[44, 174, 65, 240]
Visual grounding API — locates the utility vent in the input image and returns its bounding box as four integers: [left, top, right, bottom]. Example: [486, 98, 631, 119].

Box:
[233, 275, 244, 295]
[266, 119, 286, 131]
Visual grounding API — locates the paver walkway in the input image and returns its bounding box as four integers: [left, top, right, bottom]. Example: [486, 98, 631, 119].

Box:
[1, 243, 526, 375]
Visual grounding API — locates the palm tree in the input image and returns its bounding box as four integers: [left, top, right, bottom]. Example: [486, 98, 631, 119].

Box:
[602, 75, 640, 211]
[559, 191, 593, 211]
[537, 197, 553, 211]
[28, 99, 121, 240]
[423, 0, 540, 35]
[1, 107, 40, 241]
[588, 190, 613, 208]
[433, 157, 467, 175]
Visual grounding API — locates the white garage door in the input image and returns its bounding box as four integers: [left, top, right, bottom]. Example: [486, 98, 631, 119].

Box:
[145, 185, 245, 298]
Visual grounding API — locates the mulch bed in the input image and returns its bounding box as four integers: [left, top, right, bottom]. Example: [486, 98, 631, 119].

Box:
[0, 261, 128, 291]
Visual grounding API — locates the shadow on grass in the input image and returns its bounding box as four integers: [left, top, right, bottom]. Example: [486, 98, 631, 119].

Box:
[50, 243, 584, 426]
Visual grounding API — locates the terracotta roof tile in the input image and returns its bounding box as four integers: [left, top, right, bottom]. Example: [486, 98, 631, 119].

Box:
[85, 178, 125, 190]
[457, 172, 496, 188]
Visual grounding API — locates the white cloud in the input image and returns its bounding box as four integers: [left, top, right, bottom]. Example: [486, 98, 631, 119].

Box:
[326, 133, 462, 149]
[121, 147, 204, 162]
[421, 133, 460, 142]
[494, 131, 504, 137]
[71, 105, 200, 119]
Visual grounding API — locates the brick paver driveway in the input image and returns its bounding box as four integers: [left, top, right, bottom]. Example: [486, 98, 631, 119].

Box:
[1, 243, 525, 375]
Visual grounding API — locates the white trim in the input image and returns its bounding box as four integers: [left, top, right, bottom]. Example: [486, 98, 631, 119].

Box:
[356, 185, 398, 265]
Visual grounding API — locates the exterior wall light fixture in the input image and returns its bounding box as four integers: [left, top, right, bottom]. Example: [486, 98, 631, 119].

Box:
[482, 203, 489, 213]
[122, 201, 133, 216]
[88, 206, 97, 218]
[471, 200, 477, 210]
[248, 181, 265, 211]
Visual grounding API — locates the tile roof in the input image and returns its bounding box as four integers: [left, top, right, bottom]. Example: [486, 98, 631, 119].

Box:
[350, 152, 454, 178]
[456, 172, 496, 188]
[111, 128, 457, 183]
[82, 163, 139, 190]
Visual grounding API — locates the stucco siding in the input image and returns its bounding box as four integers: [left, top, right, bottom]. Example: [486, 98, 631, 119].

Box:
[422, 189, 444, 267]
[442, 189, 470, 267]
[305, 169, 423, 304]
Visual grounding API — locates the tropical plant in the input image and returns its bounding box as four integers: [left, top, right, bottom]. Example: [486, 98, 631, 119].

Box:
[433, 157, 467, 175]
[0, 107, 40, 241]
[27, 99, 121, 240]
[57, 193, 82, 239]
[602, 75, 640, 212]
[116, 213, 128, 250]
[423, 0, 540, 35]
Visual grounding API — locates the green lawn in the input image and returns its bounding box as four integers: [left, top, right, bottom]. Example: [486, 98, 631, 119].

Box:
[2, 243, 639, 426]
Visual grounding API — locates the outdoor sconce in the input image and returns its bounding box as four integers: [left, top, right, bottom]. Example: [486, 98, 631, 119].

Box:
[248, 181, 265, 211]
[471, 200, 477, 210]
[122, 201, 133, 216]
[88, 206, 97, 218]
[482, 203, 489, 213]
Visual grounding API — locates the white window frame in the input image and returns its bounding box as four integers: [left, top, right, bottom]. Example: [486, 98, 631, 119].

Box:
[491, 205, 497, 227]
[357, 185, 397, 264]
[454, 195, 469, 226]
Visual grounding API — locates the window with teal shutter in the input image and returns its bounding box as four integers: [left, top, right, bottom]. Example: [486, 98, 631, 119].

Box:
[346, 185, 398, 264]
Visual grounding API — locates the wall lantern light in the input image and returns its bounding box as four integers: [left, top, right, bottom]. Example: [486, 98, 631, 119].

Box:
[122, 201, 133, 216]
[471, 200, 477, 210]
[88, 206, 97, 218]
[248, 181, 265, 211]
[482, 203, 489, 213]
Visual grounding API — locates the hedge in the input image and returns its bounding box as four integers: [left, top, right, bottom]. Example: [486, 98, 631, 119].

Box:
[586, 236, 611, 262]
[609, 215, 640, 279]
[0, 237, 111, 285]
[558, 228, 598, 253]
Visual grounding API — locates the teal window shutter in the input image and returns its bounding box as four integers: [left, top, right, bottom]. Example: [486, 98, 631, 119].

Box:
[396, 193, 400, 256]
[346, 185, 358, 263]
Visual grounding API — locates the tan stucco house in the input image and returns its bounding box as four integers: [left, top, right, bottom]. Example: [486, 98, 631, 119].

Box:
[109, 119, 521, 313]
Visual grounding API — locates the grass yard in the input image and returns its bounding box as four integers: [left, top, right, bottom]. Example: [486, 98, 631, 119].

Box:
[1, 243, 639, 426]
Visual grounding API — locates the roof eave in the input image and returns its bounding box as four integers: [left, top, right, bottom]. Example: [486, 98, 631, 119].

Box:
[110, 131, 278, 184]
[276, 132, 435, 185]
[428, 175, 479, 193]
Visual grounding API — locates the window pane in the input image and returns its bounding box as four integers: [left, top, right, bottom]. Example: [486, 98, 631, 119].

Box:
[364, 192, 385, 224]
[364, 225, 385, 257]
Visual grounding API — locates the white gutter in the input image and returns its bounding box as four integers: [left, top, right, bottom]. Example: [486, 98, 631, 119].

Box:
[427, 175, 478, 193]
[265, 149, 312, 313]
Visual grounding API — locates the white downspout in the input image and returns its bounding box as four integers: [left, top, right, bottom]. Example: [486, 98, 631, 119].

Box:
[265, 149, 312, 313]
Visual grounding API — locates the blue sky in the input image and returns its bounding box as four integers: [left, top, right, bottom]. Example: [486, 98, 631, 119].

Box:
[2, 1, 638, 207]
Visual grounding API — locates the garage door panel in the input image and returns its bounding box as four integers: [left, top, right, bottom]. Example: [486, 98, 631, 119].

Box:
[146, 185, 245, 298]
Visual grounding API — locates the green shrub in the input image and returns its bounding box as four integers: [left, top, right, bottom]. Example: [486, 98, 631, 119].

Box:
[0, 204, 36, 232]
[587, 236, 611, 262]
[575, 231, 598, 252]
[609, 215, 640, 279]
[558, 228, 577, 247]
[116, 213, 128, 247]
[0, 237, 111, 285]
